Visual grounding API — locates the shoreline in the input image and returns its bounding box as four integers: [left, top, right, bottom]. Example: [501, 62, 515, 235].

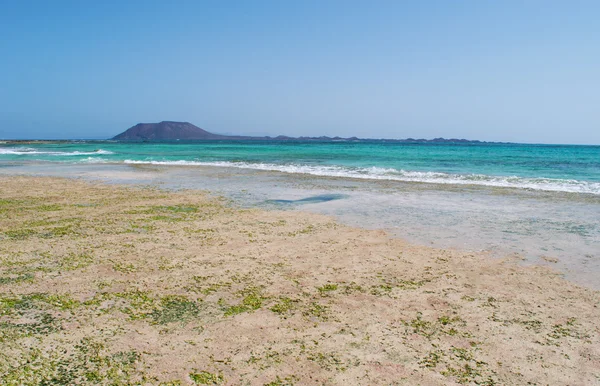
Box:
[3, 156, 600, 196]
[2, 161, 599, 290]
[1, 175, 598, 385]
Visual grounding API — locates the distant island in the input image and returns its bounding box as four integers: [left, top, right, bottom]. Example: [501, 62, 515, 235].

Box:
[112, 121, 491, 143]
[112, 121, 227, 141]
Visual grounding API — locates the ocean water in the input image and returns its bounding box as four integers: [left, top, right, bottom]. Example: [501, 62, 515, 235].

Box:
[1, 141, 599, 194]
[1, 140, 599, 288]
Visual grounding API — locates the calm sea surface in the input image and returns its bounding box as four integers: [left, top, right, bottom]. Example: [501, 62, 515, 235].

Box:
[1, 141, 599, 194]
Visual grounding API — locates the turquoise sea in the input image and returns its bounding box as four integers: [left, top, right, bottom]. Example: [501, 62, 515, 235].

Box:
[1, 140, 599, 288]
[1, 141, 600, 194]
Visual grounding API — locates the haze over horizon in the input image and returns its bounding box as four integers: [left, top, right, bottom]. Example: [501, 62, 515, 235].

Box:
[1, 1, 599, 144]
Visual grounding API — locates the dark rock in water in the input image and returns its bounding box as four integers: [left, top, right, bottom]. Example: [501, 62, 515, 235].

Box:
[112, 121, 228, 141]
[266, 194, 349, 205]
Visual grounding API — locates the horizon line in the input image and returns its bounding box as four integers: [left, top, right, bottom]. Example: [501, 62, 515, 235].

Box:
[1, 137, 599, 147]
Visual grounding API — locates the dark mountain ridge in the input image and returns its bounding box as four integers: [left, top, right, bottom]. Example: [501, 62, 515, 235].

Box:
[112, 121, 228, 141]
[111, 121, 495, 144]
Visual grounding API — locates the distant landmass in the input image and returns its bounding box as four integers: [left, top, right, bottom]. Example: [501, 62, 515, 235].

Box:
[111, 121, 490, 143]
[112, 121, 228, 141]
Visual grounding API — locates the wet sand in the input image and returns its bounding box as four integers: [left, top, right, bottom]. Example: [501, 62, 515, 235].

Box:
[0, 176, 599, 385]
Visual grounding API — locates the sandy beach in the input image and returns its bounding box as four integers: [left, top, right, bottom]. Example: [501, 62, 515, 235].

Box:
[1, 176, 599, 385]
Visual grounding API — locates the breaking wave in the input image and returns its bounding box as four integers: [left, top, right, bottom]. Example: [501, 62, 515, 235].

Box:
[0, 147, 114, 156]
[120, 159, 600, 195]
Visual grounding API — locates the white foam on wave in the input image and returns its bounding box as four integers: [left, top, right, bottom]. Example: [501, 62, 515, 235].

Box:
[78, 157, 112, 163]
[0, 147, 37, 154]
[0, 147, 114, 156]
[121, 159, 600, 195]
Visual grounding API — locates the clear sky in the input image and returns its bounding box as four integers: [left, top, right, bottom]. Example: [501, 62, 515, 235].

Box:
[1, 1, 598, 143]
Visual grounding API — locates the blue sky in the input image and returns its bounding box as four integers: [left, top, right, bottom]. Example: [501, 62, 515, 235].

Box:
[0, 1, 598, 143]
